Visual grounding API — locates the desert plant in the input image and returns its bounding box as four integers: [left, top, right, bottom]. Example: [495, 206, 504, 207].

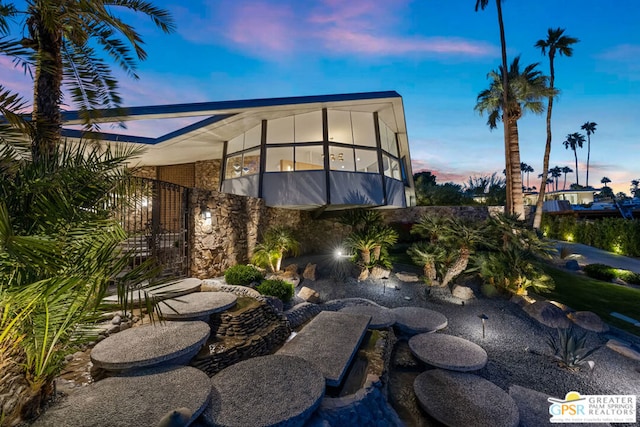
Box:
[615, 269, 640, 285]
[256, 279, 294, 302]
[547, 327, 601, 370]
[370, 225, 399, 262]
[251, 227, 300, 272]
[559, 245, 572, 259]
[224, 265, 264, 286]
[344, 229, 378, 265]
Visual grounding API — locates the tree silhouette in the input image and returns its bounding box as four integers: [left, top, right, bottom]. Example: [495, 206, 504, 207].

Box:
[562, 166, 573, 190]
[563, 132, 586, 186]
[600, 176, 611, 187]
[550, 166, 563, 191]
[581, 121, 597, 187]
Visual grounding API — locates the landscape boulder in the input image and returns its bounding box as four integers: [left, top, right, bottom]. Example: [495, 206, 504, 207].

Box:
[285, 263, 299, 274]
[606, 339, 640, 361]
[395, 272, 421, 282]
[567, 311, 609, 333]
[523, 301, 571, 328]
[370, 266, 391, 280]
[298, 286, 321, 304]
[356, 266, 369, 281]
[303, 263, 317, 281]
[452, 285, 475, 301]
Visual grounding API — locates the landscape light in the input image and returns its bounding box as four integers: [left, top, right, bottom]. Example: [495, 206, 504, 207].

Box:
[478, 314, 489, 339]
[200, 203, 212, 220]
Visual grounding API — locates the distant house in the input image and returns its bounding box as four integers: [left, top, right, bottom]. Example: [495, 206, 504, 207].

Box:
[523, 189, 595, 207]
[61, 91, 416, 211]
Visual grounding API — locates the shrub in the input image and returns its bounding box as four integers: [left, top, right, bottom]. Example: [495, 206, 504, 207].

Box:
[582, 264, 616, 282]
[224, 265, 264, 286]
[615, 269, 640, 285]
[546, 327, 601, 370]
[256, 279, 294, 302]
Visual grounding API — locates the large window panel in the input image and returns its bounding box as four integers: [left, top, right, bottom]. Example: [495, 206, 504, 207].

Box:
[266, 147, 294, 172]
[329, 145, 355, 171]
[294, 111, 322, 142]
[328, 110, 353, 144]
[245, 124, 261, 149]
[267, 116, 294, 143]
[352, 111, 376, 147]
[225, 155, 243, 179]
[383, 154, 401, 179]
[227, 134, 244, 154]
[355, 148, 378, 173]
[294, 145, 323, 170]
[242, 149, 260, 176]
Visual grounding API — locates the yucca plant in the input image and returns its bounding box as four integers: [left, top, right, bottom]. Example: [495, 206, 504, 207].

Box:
[547, 327, 601, 370]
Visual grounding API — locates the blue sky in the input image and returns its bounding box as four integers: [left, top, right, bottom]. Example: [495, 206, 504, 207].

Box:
[3, 0, 639, 194]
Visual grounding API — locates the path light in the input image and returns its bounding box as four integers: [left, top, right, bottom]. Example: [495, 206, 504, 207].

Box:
[478, 314, 489, 339]
[200, 203, 212, 221]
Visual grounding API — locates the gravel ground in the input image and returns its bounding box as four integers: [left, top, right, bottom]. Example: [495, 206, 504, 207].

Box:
[286, 255, 640, 426]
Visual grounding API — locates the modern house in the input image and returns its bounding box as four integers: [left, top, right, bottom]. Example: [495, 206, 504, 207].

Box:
[61, 91, 416, 212]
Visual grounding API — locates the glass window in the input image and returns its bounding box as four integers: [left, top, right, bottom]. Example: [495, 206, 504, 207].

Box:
[355, 149, 378, 173]
[329, 145, 355, 171]
[225, 155, 243, 179]
[266, 147, 294, 172]
[242, 149, 260, 176]
[383, 154, 401, 179]
[267, 116, 294, 143]
[352, 111, 376, 147]
[294, 145, 323, 170]
[328, 110, 353, 144]
[245, 124, 261, 149]
[227, 134, 244, 154]
[295, 111, 322, 142]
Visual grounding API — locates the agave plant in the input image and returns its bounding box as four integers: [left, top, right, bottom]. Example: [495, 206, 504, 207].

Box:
[546, 327, 601, 370]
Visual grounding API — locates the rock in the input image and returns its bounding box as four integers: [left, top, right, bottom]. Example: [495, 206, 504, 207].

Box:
[523, 301, 571, 328]
[65, 354, 75, 362]
[567, 311, 609, 333]
[395, 272, 421, 282]
[565, 259, 580, 271]
[275, 271, 300, 287]
[452, 285, 475, 301]
[509, 294, 529, 308]
[370, 266, 391, 280]
[606, 339, 640, 361]
[356, 266, 369, 281]
[403, 296, 411, 301]
[111, 315, 122, 325]
[303, 263, 317, 281]
[285, 263, 298, 274]
[106, 325, 120, 335]
[119, 321, 132, 332]
[298, 286, 321, 304]
[157, 408, 192, 427]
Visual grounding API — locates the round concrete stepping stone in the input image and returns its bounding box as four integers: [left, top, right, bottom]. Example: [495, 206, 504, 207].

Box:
[208, 355, 324, 427]
[158, 292, 237, 320]
[391, 306, 448, 335]
[414, 369, 519, 427]
[103, 277, 203, 304]
[409, 333, 488, 371]
[32, 366, 211, 427]
[339, 305, 396, 329]
[91, 320, 210, 371]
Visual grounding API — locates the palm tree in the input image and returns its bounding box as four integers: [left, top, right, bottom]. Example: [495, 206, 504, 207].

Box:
[550, 166, 562, 191]
[532, 28, 579, 229]
[475, 56, 554, 219]
[475, 0, 513, 215]
[631, 179, 639, 198]
[524, 164, 534, 189]
[252, 227, 300, 272]
[600, 176, 611, 187]
[563, 132, 586, 186]
[2, 1, 175, 159]
[562, 166, 573, 190]
[581, 121, 597, 187]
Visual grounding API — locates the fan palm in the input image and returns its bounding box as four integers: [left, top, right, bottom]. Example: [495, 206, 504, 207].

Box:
[475, 0, 513, 215]
[550, 166, 563, 191]
[532, 28, 579, 229]
[600, 176, 611, 187]
[475, 56, 554, 218]
[562, 166, 573, 190]
[563, 132, 586, 186]
[252, 226, 300, 272]
[1, 0, 175, 159]
[581, 121, 597, 187]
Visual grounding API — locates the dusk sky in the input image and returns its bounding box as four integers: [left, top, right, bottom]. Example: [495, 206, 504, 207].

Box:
[3, 0, 639, 194]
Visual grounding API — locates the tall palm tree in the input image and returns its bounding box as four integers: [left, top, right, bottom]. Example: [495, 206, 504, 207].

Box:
[2, 1, 175, 159]
[550, 166, 562, 191]
[563, 132, 586, 186]
[532, 28, 579, 229]
[600, 176, 611, 187]
[524, 164, 534, 189]
[562, 166, 573, 190]
[581, 121, 597, 187]
[475, 56, 554, 218]
[475, 0, 513, 215]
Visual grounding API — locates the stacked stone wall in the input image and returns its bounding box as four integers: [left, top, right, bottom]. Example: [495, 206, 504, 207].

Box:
[130, 166, 157, 180]
[195, 159, 221, 191]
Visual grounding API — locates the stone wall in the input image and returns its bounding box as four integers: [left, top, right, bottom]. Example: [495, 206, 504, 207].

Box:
[380, 205, 504, 224]
[195, 159, 221, 191]
[190, 188, 350, 278]
[130, 166, 157, 180]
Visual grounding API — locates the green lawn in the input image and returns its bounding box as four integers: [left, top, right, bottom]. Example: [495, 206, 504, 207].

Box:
[542, 265, 640, 335]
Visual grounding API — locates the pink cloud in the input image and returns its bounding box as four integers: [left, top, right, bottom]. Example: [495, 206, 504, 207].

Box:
[225, 2, 297, 52]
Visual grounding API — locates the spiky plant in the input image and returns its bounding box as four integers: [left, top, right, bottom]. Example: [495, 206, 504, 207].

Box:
[251, 226, 300, 272]
[547, 327, 601, 370]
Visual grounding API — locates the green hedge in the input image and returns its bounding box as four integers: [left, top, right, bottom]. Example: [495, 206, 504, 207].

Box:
[541, 216, 640, 257]
[256, 279, 294, 302]
[582, 263, 640, 284]
[224, 264, 264, 286]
